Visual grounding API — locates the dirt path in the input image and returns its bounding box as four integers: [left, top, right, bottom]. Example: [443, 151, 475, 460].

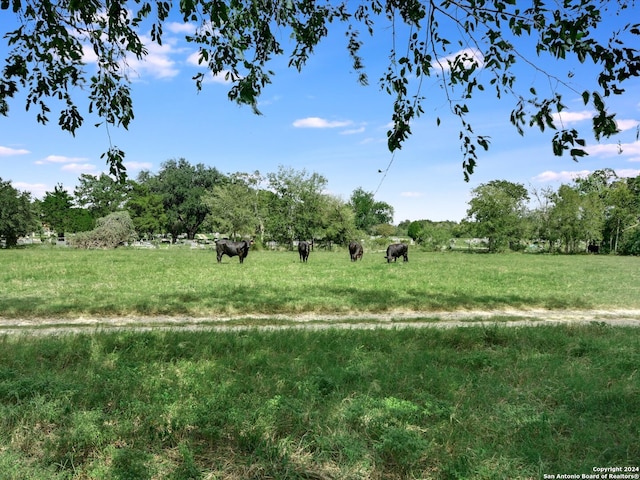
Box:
[2, 309, 640, 335]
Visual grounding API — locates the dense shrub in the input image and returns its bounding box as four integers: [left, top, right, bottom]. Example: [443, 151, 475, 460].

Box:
[68, 211, 137, 249]
[619, 227, 640, 255]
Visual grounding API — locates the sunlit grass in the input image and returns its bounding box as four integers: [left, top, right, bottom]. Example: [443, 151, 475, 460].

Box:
[1, 247, 639, 318]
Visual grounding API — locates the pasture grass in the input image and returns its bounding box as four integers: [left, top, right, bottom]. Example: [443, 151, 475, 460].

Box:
[1, 324, 638, 479]
[1, 247, 639, 478]
[1, 246, 639, 318]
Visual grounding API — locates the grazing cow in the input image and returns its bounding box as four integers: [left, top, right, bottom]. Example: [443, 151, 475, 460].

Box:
[349, 241, 363, 261]
[588, 243, 600, 254]
[216, 239, 253, 263]
[298, 241, 310, 262]
[384, 243, 408, 263]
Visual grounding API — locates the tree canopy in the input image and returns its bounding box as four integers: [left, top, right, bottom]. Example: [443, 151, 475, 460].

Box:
[144, 158, 224, 241]
[2, 0, 639, 179]
[203, 179, 257, 240]
[265, 166, 328, 245]
[74, 173, 130, 218]
[349, 187, 394, 234]
[0, 177, 36, 246]
[466, 180, 530, 252]
[39, 184, 74, 236]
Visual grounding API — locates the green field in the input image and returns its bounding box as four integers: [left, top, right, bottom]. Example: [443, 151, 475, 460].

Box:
[1, 248, 639, 479]
[2, 247, 639, 318]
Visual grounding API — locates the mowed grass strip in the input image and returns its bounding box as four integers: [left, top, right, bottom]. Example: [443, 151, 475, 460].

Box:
[0, 324, 638, 479]
[1, 247, 640, 318]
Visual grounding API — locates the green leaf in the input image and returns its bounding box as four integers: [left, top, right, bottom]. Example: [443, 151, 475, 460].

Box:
[570, 148, 587, 157]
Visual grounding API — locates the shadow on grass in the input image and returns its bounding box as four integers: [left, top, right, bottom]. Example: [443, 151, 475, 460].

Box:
[0, 285, 591, 318]
[1, 325, 638, 479]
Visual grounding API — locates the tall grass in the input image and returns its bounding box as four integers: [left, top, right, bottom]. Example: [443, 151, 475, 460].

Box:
[1, 324, 638, 479]
[1, 247, 639, 318]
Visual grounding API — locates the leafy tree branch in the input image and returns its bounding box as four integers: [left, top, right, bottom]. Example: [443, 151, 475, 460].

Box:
[2, 0, 638, 180]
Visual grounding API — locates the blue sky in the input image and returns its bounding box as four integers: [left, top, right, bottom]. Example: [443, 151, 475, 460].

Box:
[1, 6, 640, 223]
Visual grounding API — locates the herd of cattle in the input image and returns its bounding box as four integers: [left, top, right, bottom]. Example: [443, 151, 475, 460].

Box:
[214, 239, 409, 264]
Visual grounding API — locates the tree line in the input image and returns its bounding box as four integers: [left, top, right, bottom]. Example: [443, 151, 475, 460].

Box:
[2, 161, 639, 255]
[0, 159, 393, 249]
[407, 169, 640, 255]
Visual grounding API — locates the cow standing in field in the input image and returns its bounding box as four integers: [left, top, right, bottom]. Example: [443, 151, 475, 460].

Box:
[216, 239, 253, 263]
[385, 243, 408, 263]
[349, 241, 363, 261]
[298, 241, 310, 262]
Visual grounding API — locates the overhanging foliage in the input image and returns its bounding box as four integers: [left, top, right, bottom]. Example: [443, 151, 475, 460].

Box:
[2, 1, 639, 180]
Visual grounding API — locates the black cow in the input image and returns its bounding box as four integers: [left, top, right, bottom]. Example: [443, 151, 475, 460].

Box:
[588, 243, 600, 254]
[216, 239, 253, 263]
[298, 241, 310, 262]
[349, 241, 363, 261]
[385, 243, 408, 263]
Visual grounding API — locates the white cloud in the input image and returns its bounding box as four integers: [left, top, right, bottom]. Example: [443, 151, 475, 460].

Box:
[340, 126, 366, 135]
[61, 163, 98, 173]
[532, 170, 591, 183]
[186, 52, 238, 84]
[0, 146, 30, 156]
[437, 48, 484, 72]
[258, 94, 282, 107]
[551, 110, 593, 125]
[532, 168, 640, 183]
[13, 182, 48, 198]
[616, 119, 640, 131]
[615, 168, 640, 178]
[166, 22, 196, 35]
[82, 34, 180, 80]
[124, 161, 153, 171]
[293, 117, 352, 128]
[206, 70, 236, 84]
[586, 140, 640, 158]
[36, 155, 89, 164]
[128, 38, 180, 79]
[401, 191, 424, 198]
[81, 44, 98, 64]
[187, 51, 204, 66]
